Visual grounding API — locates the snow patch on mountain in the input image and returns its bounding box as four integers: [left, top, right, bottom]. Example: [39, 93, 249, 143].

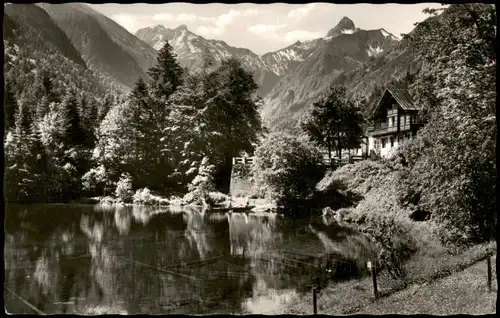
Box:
[153, 41, 166, 50]
[173, 29, 186, 47]
[341, 28, 355, 34]
[277, 49, 301, 61]
[367, 44, 384, 57]
[186, 33, 200, 53]
[380, 28, 399, 41]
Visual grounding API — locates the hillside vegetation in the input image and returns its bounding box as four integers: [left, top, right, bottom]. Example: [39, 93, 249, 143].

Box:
[303, 5, 496, 290]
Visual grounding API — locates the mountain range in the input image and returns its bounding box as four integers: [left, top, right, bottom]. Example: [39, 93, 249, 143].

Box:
[4, 3, 419, 132]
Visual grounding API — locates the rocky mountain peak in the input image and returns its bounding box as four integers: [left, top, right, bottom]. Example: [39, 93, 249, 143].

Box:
[337, 16, 355, 29]
[154, 24, 165, 30]
[326, 16, 356, 37]
[176, 24, 188, 31]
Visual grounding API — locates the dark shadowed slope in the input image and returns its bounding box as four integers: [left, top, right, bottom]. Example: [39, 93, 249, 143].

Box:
[37, 3, 157, 89]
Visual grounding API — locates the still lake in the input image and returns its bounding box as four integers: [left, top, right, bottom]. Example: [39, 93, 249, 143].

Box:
[4, 204, 371, 314]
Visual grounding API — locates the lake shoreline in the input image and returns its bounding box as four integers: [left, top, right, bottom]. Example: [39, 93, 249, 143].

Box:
[71, 195, 278, 214]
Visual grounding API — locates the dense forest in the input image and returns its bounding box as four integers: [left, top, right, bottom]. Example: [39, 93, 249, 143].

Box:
[3, 13, 264, 203]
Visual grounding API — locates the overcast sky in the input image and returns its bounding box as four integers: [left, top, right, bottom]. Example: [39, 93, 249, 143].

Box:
[90, 2, 443, 55]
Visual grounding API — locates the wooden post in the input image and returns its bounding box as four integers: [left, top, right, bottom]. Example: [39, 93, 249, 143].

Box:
[313, 287, 317, 314]
[487, 251, 492, 292]
[368, 261, 379, 299]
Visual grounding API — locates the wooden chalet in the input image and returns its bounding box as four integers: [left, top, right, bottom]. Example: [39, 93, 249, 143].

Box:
[367, 88, 424, 158]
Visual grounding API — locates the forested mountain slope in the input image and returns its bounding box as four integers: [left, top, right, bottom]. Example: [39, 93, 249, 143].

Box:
[37, 2, 158, 88]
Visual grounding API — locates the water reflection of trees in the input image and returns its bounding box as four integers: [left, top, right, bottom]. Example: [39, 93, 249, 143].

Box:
[227, 213, 314, 313]
[228, 213, 282, 256]
[5, 205, 96, 313]
[6, 204, 356, 314]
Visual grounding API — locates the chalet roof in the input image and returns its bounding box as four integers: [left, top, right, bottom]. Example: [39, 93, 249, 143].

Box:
[387, 88, 418, 111]
[370, 88, 418, 119]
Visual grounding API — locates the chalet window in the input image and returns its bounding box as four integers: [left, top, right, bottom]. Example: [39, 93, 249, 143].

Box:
[399, 115, 404, 126]
[390, 137, 394, 147]
[381, 138, 386, 148]
[388, 116, 395, 127]
[406, 115, 411, 125]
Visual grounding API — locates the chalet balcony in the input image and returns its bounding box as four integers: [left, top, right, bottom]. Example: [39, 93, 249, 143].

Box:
[370, 122, 398, 136]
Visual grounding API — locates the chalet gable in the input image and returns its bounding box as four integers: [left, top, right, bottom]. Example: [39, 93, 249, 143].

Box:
[369, 88, 419, 121]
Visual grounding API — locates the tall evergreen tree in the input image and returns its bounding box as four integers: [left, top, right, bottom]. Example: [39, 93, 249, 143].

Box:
[128, 76, 173, 191]
[36, 95, 50, 121]
[61, 89, 86, 147]
[79, 96, 98, 149]
[148, 42, 184, 101]
[15, 98, 33, 135]
[4, 79, 18, 131]
[6, 101, 49, 203]
[87, 97, 99, 125]
[41, 70, 59, 104]
[98, 93, 113, 123]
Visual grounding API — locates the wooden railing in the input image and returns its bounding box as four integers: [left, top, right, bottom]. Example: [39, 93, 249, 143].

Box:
[321, 154, 366, 167]
[233, 153, 367, 168]
[232, 157, 254, 165]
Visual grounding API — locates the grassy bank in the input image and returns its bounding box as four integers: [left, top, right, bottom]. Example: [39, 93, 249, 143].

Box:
[354, 252, 497, 315]
[277, 242, 495, 314]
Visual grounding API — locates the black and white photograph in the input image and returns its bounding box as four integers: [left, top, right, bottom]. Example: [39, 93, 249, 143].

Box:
[3, 1, 497, 315]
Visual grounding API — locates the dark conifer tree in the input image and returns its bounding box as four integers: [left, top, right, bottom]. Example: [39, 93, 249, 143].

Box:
[15, 98, 33, 135]
[98, 93, 113, 122]
[62, 89, 86, 147]
[148, 42, 184, 100]
[85, 97, 99, 127]
[4, 79, 18, 131]
[41, 70, 59, 104]
[36, 95, 50, 120]
[128, 76, 173, 191]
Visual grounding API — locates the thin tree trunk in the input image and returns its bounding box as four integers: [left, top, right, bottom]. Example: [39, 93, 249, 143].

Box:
[338, 137, 342, 161]
[327, 144, 332, 168]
